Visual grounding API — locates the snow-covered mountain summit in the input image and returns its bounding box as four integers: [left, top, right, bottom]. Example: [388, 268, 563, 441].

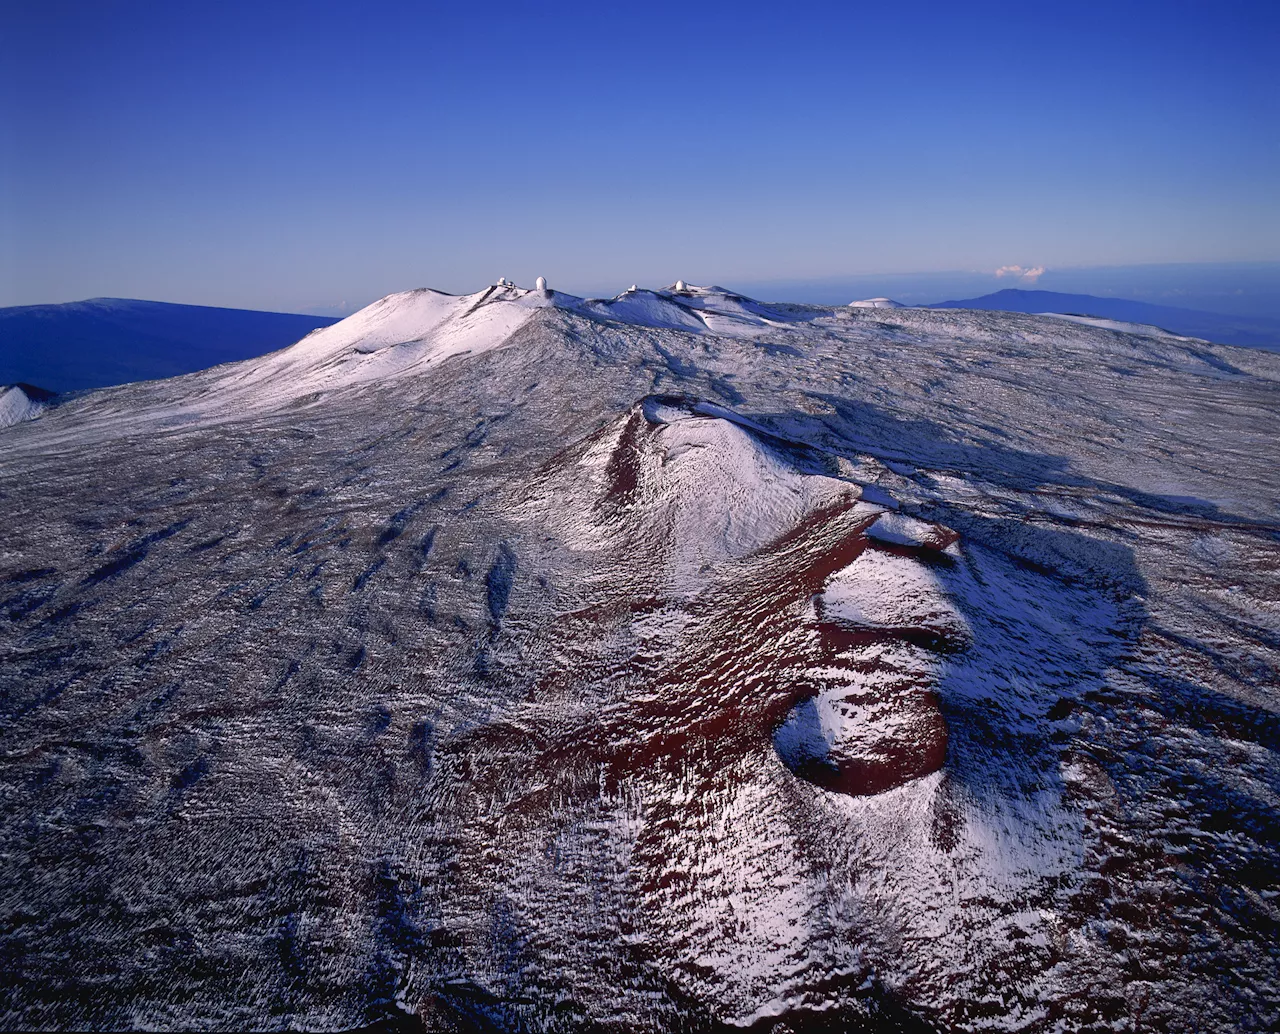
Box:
[270, 279, 799, 389]
[245, 282, 565, 392]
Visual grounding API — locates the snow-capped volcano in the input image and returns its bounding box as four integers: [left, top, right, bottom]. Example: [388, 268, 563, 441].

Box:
[265, 280, 799, 392]
[2, 280, 1278, 1033]
[211, 282, 565, 401]
[20, 282, 812, 439]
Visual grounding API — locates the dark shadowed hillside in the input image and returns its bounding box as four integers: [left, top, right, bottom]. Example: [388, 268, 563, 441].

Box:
[0, 298, 339, 392]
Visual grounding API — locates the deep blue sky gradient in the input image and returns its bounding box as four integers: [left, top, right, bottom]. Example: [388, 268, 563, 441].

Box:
[2, 1, 1276, 312]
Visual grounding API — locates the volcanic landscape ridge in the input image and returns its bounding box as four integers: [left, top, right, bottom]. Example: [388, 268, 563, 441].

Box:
[2, 280, 1278, 1032]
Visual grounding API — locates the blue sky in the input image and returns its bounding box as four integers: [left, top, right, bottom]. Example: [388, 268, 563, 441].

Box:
[2, 1, 1276, 313]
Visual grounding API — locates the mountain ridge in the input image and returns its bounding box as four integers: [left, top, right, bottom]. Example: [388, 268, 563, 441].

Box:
[925, 287, 1280, 350]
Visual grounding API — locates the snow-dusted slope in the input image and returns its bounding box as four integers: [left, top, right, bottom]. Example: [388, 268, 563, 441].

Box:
[1036, 310, 1199, 340]
[246, 284, 560, 388]
[196, 283, 569, 414]
[0, 384, 49, 428]
[2, 281, 1279, 1033]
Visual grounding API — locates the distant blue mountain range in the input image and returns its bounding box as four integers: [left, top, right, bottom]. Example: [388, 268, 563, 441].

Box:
[927, 289, 1280, 351]
[0, 298, 340, 393]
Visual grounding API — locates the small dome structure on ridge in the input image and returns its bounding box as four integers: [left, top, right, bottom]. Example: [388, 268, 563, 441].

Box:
[849, 297, 905, 309]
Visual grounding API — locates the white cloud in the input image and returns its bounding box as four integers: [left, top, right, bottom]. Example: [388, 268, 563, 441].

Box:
[994, 265, 1046, 283]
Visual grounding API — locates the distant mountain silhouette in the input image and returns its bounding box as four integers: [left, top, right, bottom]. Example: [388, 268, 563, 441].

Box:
[0, 298, 340, 392]
[927, 289, 1280, 351]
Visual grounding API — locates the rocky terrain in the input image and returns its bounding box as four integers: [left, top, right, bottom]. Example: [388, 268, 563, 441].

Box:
[2, 282, 1278, 1031]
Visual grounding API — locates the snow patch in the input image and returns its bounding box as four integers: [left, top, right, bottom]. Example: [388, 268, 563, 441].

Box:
[865, 512, 958, 550]
[0, 384, 52, 429]
[822, 550, 969, 642]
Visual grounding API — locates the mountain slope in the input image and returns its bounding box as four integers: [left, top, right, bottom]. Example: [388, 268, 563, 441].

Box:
[0, 297, 340, 392]
[1, 283, 1278, 1033]
[0, 383, 55, 429]
[927, 287, 1280, 350]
